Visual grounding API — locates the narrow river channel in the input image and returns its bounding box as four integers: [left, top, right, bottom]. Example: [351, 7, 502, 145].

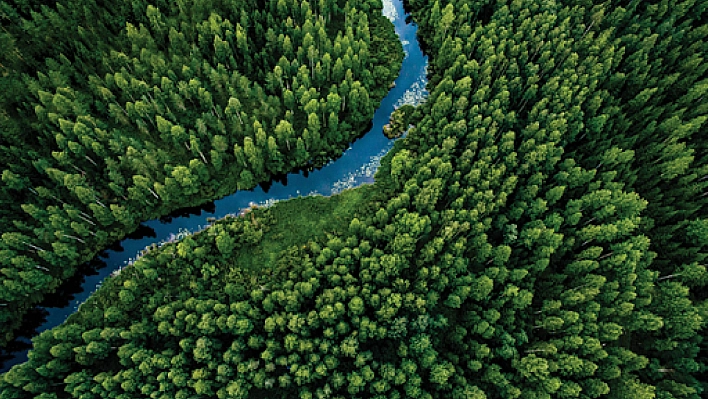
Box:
[0, 0, 428, 372]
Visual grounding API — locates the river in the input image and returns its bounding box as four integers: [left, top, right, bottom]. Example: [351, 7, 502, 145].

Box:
[0, 0, 428, 372]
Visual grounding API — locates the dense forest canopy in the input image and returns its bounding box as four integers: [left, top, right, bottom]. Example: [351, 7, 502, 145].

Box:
[0, 0, 402, 346]
[2, 0, 708, 398]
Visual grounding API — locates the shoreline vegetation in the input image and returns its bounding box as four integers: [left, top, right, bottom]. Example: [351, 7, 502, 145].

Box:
[124, 184, 381, 282]
[382, 104, 416, 138]
[89, 183, 383, 319]
[0, 0, 403, 348]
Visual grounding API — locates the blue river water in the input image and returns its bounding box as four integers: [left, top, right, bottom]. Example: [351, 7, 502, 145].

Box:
[0, 0, 427, 372]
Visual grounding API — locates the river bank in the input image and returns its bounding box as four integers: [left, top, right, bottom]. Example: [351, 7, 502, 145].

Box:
[0, 0, 428, 373]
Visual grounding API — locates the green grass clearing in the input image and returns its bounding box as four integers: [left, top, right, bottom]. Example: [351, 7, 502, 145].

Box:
[234, 184, 379, 272]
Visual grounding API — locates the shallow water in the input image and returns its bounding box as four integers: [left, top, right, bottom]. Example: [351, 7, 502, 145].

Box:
[0, 0, 428, 372]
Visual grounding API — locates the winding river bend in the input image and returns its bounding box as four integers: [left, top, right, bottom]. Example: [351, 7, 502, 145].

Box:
[0, 0, 428, 372]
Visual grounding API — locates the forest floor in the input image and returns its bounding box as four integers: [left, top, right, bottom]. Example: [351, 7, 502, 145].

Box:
[234, 184, 378, 272]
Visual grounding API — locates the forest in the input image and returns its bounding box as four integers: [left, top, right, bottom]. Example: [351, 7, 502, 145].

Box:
[0, 0, 403, 347]
[2, 0, 708, 398]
